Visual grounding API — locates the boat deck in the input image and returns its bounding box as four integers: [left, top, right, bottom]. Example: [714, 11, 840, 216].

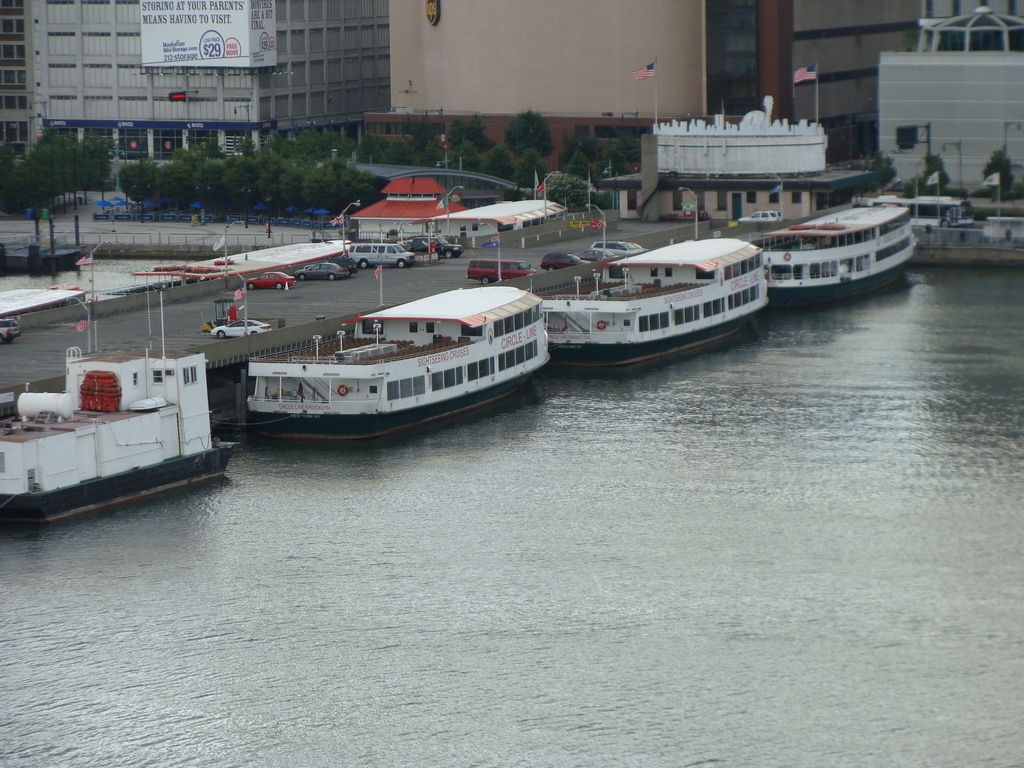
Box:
[540, 280, 703, 301]
[0, 408, 151, 443]
[253, 334, 475, 366]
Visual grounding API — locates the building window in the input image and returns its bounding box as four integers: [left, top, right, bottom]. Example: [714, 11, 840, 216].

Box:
[717, 191, 728, 211]
[791, 190, 802, 204]
[746, 190, 757, 204]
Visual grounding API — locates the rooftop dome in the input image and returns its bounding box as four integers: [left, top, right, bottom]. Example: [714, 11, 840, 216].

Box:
[919, 6, 1024, 51]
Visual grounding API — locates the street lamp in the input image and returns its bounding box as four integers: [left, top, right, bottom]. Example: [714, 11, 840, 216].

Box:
[1003, 121, 1021, 159]
[341, 200, 360, 237]
[443, 185, 462, 239]
[942, 141, 963, 194]
[589, 204, 608, 250]
[678, 187, 699, 241]
[769, 173, 785, 221]
[241, 186, 251, 227]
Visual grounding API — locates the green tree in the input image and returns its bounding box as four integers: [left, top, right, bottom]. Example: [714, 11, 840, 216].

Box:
[449, 140, 482, 173]
[920, 153, 950, 194]
[597, 145, 629, 179]
[117, 158, 161, 205]
[868, 151, 898, 189]
[404, 117, 438, 153]
[355, 133, 388, 163]
[982, 149, 1014, 196]
[383, 138, 415, 165]
[613, 130, 642, 164]
[483, 144, 516, 181]
[545, 173, 589, 210]
[513, 149, 547, 192]
[566, 149, 591, 180]
[504, 110, 554, 158]
[559, 133, 600, 169]
[450, 115, 494, 153]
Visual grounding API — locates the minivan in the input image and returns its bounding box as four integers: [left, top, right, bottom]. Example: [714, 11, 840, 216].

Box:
[466, 260, 536, 284]
[348, 243, 416, 269]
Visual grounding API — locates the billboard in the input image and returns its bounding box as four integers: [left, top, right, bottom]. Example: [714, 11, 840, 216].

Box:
[140, 0, 276, 68]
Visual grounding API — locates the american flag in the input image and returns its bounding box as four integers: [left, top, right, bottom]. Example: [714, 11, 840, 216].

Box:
[633, 62, 655, 81]
[374, 264, 383, 280]
[76, 318, 89, 332]
[75, 253, 93, 266]
[794, 65, 817, 84]
[234, 286, 245, 300]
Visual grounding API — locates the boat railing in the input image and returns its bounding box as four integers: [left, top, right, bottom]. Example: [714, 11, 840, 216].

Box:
[541, 280, 702, 302]
[252, 334, 475, 366]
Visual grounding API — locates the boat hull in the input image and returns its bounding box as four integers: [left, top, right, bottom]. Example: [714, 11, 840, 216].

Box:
[249, 371, 535, 440]
[0, 445, 234, 524]
[548, 314, 752, 367]
[767, 257, 910, 308]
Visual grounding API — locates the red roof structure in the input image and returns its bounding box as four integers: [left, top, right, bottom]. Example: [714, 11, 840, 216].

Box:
[381, 178, 447, 196]
[352, 176, 467, 225]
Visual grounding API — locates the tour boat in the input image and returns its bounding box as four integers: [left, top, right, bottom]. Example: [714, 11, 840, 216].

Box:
[542, 238, 766, 366]
[0, 348, 233, 524]
[753, 205, 915, 307]
[247, 286, 549, 439]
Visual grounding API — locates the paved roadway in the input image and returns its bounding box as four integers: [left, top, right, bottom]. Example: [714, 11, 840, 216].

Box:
[0, 215, 675, 391]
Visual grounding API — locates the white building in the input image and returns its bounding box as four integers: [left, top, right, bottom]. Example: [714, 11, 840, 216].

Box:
[31, 0, 390, 158]
[879, 6, 1024, 189]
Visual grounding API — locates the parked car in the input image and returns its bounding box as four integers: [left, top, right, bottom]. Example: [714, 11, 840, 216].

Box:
[540, 252, 585, 270]
[589, 240, 646, 256]
[328, 256, 360, 275]
[406, 236, 464, 259]
[738, 210, 782, 223]
[576, 248, 618, 262]
[294, 262, 349, 281]
[348, 243, 417, 269]
[0, 316, 20, 343]
[245, 271, 296, 290]
[214, 320, 272, 338]
[466, 260, 536, 284]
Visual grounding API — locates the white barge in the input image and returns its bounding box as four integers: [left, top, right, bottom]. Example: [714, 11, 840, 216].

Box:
[0, 348, 232, 524]
[754, 205, 915, 307]
[247, 286, 549, 439]
[542, 238, 766, 366]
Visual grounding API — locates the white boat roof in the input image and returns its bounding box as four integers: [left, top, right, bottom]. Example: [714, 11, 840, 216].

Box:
[413, 199, 567, 225]
[352, 286, 539, 327]
[760, 205, 908, 237]
[612, 238, 761, 269]
[135, 240, 351, 279]
[0, 288, 86, 317]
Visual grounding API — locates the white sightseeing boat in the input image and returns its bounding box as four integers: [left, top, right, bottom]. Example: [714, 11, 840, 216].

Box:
[247, 286, 549, 439]
[542, 238, 766, 366]
[754, 205, 915, 307]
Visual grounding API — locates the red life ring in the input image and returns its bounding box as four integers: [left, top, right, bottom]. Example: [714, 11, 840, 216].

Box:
[336, 384, 349, 397]
[595, 320, 607, 330]
[784, 252, 792, 261]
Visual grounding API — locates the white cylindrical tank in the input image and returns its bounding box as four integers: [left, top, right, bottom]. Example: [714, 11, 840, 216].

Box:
[17, 392, 75, 421]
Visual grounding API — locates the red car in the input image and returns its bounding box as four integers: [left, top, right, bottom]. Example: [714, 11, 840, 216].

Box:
[540, 252, 585, 270]
[245, 272, 296, 290]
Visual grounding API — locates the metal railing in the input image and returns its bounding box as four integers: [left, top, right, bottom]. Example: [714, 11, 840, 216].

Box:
[914, 229, 1024, 250]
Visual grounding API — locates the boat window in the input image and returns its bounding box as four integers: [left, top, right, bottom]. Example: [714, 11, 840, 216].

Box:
[771, 265, 792, 280]
[461, 323, 483, 337]
[665, 268, 673, 278]
[651, 268, 659, 277]
[409, 322, 418, 333]
[514, 312, 524, 331]
[425, 322, 435, 334]
[695, 267, 716, 280]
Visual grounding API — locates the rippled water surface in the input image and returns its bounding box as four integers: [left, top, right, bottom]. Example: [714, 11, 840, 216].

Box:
[2, 268, 1023, 767]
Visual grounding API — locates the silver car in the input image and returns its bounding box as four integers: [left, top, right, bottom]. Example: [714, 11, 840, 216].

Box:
[588, 240, 646, 257]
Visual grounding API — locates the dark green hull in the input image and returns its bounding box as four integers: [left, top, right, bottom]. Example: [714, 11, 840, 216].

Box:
[249, 372, 534, 439]
[767, 258, 909, 308]
[548, 314, 752, 367]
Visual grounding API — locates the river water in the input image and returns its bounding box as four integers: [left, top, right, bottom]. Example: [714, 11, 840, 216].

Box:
[2, 267, 1022, 767]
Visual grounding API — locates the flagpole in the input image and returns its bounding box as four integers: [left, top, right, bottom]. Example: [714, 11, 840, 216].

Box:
[814, 61, 819, 124]
[654, 56, 659, 128]
[498, 237, 502, 282]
